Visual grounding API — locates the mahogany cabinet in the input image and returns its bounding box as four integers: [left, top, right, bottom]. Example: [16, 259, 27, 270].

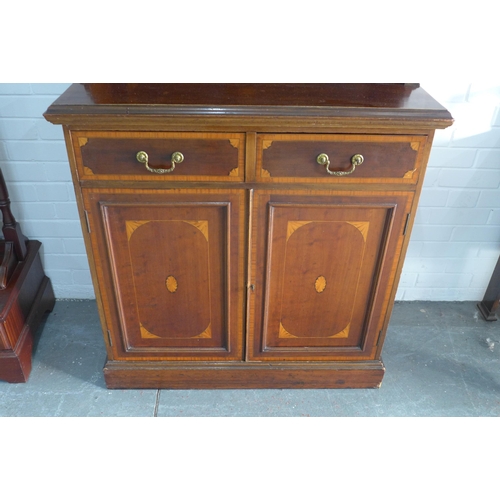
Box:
[44, 84, 453, 389]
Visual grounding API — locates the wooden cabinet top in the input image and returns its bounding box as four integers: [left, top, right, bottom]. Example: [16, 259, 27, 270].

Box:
[44, 83, 453, 130]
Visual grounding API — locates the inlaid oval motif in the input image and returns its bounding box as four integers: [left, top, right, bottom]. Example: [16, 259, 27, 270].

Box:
[165, 275, 178, 293]
[315, 276, 327, 293]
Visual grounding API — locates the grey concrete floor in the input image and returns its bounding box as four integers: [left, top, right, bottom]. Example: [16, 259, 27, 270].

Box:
[0, 300, 499, 416]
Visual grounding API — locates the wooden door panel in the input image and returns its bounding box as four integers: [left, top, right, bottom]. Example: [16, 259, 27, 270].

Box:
[279, 217, 372, 341]
[126, 219, 212, 340]
[248, 190, 413, 361]
[83, 188, 245, 361]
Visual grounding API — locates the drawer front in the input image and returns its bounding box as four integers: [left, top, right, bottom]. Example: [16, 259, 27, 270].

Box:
[256, 134, 428, 184]
[72, 131, 245, 182]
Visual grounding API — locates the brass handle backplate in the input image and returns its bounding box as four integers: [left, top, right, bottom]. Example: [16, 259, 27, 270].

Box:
[136, 151, 184, 174]
[317, 153, 364, 176]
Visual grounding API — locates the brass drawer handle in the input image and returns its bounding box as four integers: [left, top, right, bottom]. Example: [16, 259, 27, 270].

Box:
[136, 151, 184, 174]
[317, 153, 364, 176]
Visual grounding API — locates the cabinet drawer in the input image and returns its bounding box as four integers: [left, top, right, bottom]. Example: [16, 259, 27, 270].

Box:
[72, 131, 245, 182]
[256, 134, 428, 184]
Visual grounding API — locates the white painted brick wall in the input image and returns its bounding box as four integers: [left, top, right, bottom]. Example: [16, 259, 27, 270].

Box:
[0, 83, 499, 301]
[397, 82, 500, 300]
[0, 83, 94, 299]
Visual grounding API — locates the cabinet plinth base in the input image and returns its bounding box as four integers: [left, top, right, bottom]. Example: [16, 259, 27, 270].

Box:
[103, 360, 385, 389]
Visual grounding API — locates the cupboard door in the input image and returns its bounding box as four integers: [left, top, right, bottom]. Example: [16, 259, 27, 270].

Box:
[83, 188, 245, 361]
[248, 190, 413, 361]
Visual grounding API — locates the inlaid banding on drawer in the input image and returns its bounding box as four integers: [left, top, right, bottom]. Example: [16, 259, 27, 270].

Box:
[256, 134, 427, 183]
[72, 131, 245, 181]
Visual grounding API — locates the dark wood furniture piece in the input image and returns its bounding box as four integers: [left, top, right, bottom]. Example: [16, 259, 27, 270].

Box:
[44, 84, 453, 389]
[0, 170, 55, 383]
[477, 255, 500, 321]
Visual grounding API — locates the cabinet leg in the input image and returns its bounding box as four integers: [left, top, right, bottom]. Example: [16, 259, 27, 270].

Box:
[477, 300, 499, 321]
[477, 255, 500, 321]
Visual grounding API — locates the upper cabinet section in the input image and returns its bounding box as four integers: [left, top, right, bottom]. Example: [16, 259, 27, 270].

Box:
[44, 84, 454, 132]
